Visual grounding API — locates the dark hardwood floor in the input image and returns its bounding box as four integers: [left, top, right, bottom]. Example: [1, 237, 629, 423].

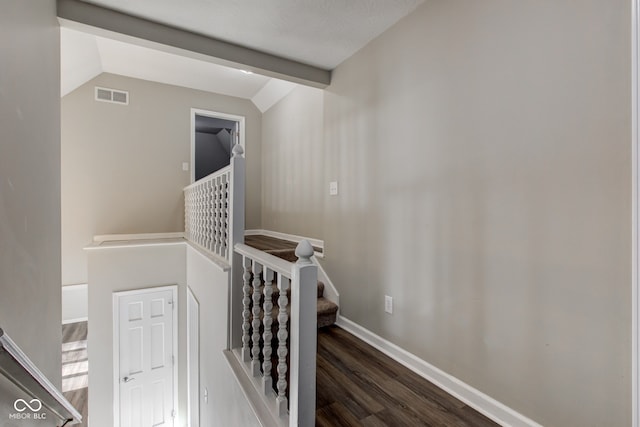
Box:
[316, 326, 499, 427]
[62, 321, 88, 427]
[245, 234, 323, 254]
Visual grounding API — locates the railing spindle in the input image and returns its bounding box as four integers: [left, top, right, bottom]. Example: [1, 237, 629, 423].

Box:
[276, 275, 290, 416]
[242, 256, 252, 362]
[251, 261, 263, 377]
[262, 268, 274, 394]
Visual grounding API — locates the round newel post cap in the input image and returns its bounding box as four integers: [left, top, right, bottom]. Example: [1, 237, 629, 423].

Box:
[232, 144, 244, 157]
[295, 240, 314, 264]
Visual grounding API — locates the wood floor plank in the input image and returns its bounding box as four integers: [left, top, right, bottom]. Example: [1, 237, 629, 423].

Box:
[62, 322, 88, 427]
[316, 326, 500, 426]
[379, 377, 469, 427]
[317, 349, 386, 417]
[457, 405, 502, 427]
[396, 372, 467, 410]
[316, 402, 363, 427]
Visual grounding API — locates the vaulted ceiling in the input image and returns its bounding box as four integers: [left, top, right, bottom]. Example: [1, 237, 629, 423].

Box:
[59, 0, 424, 110]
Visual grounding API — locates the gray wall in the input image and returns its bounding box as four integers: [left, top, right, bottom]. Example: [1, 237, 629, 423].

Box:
[62, 73, 262, 285]
[261, 1, 631, 426]
[0, 0, 63, 421]
[261, 85, 324, 238]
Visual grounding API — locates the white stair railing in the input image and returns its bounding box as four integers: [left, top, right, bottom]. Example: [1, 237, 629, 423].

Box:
[233, 240, 317, 427]
[183, 144, 317, 426]
[184, 145, 245, 260]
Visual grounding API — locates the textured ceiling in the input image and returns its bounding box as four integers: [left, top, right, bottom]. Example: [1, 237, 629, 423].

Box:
[78, 0, 424, 69]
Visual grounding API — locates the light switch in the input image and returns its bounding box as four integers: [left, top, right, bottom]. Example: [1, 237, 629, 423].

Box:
[182, 162, 189, 171]
[329, 181, 338, 196]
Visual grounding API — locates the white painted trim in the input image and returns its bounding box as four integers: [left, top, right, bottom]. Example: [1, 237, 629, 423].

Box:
[187, 287, 200, 427]
[312, 256, 339, 308]
[244, 229, 324, 253]
[62, 283, 89, 290]
[93, 232, 185, 243]
[113, 285, 179, 426]
[62, 283, 88, 325]
[223, 349, 284, 427]
[190, 108, 246, 184]
[186, 241, 231, 272]
[633, 1, 639, 424]
[62, 316, 88, 325]
[335, 316, 543, 427]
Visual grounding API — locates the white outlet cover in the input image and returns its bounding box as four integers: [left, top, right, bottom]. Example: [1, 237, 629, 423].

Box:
[385, 295, 393, 314]
[329, 181, 338, 196]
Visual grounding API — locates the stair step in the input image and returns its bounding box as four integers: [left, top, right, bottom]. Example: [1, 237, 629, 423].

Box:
[249, 296, 338, 329]
[246, 248, 338, 327]
[249, 280, 325, 300]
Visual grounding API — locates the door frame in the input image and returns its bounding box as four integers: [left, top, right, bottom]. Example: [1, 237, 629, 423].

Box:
[633, 0, 639, 424]
[190, 108, 246, 183]
[112, 285, 179, 426]
[187, 286, 200, 426]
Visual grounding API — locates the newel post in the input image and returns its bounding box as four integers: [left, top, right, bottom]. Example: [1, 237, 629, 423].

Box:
[228, 144, 246, 350]
[289, 240, 317, 427]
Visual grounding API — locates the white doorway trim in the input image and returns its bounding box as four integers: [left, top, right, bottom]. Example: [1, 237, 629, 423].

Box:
[187, 287, 200, 427]
[633, 0, 639, 425]
[190, 108, 246, 184]
[112, 285, 179, 426]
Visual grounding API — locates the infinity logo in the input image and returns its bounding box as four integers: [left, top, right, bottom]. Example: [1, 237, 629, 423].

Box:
[13, 398, 42, 412]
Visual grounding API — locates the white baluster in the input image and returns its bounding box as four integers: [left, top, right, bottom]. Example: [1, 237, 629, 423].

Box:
[242, 256, 252, 362]
[262, 268, 274, 394]
[207, 180, 213, 251]
[251, 261, 263, 377]
[222, 174, 229, 258]
[276, 275, 290, 416]
[289, 240, 317, 426]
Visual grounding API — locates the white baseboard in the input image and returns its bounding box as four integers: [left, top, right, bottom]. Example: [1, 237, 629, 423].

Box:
[312, 257, 339, 308]
[62, 284, 88, 325]
[335, 316, 543, 427]
[93, 232, 185, 243]
[62, 317, 88, 325]
[244, 229, 324, 254]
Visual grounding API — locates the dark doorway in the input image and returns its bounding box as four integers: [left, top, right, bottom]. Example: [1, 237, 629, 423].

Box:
[194, 114, 238, 181]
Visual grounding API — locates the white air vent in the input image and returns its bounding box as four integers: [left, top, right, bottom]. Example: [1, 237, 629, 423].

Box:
[95, 86, 129, 105]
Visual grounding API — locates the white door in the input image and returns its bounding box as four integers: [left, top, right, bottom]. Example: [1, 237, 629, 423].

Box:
[116, 287, 176, 427]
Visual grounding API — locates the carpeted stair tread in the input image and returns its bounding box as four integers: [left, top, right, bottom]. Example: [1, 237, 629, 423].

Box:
[249, 295, 338, 327]
[247, 246, 338, 328]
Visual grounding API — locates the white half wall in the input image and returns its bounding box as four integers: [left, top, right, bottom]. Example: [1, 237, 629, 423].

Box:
[186, 245, 261, 427]
[86, 239, 260, 427]
[87, 242, 187, 427]
[62, 284, 88, 324]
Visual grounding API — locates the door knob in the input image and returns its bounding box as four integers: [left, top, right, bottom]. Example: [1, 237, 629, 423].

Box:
[122, 376, 135, 383]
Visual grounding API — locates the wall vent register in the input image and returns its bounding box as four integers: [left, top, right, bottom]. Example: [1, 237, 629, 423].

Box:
[95, 86, 129, 105]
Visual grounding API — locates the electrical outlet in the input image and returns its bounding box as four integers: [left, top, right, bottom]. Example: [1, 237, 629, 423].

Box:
[329, 181, 338, 196]
[385, 295, 393, 314]
[204, 387, 209, 403]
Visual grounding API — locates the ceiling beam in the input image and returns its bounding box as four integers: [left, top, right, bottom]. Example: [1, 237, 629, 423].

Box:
[56, 0, 331, 88]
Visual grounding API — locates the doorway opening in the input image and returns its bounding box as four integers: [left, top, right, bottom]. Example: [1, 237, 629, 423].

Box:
[190, 109, 245, 183]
